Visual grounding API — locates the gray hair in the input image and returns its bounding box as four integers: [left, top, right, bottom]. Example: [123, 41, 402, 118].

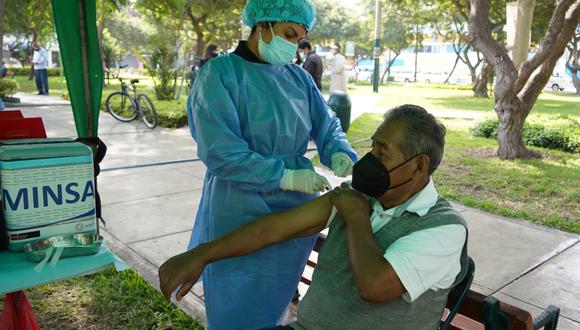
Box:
[382, 105, 446, 174]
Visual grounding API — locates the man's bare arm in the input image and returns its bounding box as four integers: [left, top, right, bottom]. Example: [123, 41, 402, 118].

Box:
[343, 216, 406, 303]
[330, 185, 406, 303]
[159, 193, 333, 300]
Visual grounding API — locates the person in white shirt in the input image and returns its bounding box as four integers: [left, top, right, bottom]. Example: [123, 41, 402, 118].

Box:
[32, 42, 49, 95]
[327, 43, 348, 93]
[159, 104, 469, 329]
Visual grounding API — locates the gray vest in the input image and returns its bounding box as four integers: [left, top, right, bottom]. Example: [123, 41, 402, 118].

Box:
[294, 197, 468, 330]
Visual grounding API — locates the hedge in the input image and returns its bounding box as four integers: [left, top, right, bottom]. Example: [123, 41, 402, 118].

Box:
[7, 67, 62, 76]
[471, 116, 580, 153]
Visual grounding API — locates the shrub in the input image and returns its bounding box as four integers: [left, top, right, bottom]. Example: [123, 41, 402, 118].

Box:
[154, 99, 188, 128]
[149, 45, 177, 101]
[7, 67, 62, 76]
[157, 111, 188, 128]
[523, 124, 569, 151]
[0, 79, 19, 98]
[471, 116, 579, 153]
[470, 118, 499, 139]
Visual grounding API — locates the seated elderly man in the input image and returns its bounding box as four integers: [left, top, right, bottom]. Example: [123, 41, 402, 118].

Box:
[159, 104, 468, 330]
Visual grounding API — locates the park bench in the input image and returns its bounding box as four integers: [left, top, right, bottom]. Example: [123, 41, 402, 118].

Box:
[2, 71, 16, 79]
[299, 235, 561, 330]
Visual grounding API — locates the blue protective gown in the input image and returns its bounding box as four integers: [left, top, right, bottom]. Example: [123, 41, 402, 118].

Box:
[187, 47, 357, 330]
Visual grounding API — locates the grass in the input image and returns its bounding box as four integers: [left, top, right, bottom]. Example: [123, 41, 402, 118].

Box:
[347, 113, 580, 234]
[0, 267, 202, 330]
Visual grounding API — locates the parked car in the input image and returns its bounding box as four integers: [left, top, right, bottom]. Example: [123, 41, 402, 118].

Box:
[417, 70, 448, 84]
[448, 75, 472, 86]
[390, 69, 415, 83]
[546, 72, 575, 92]
[353, 59, 386, 82]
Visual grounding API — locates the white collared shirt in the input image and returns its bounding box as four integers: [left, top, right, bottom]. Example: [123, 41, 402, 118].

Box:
[32, 48, 49, 70]
[327, 179, 466, 303]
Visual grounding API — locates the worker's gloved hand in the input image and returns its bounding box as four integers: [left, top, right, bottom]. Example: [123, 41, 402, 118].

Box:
[280, 169, 331, 194]
[331, 152, 354, 177]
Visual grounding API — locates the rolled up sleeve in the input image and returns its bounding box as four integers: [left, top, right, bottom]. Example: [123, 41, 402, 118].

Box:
[384, 224, 466, 303]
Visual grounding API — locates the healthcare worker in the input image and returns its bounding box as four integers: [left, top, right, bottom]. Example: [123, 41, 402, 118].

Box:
[328, 43, 348, 93]
[185, 1, 357, 329]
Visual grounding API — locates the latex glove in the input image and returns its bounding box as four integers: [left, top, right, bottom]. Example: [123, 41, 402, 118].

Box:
[280, 169, 331, 194]
[331, 152, 354, 177]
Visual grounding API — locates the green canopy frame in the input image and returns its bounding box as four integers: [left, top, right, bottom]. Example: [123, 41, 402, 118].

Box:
[51, 0, 102, 138]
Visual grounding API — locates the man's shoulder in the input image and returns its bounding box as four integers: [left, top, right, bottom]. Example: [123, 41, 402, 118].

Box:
[423, 196, 466, 227]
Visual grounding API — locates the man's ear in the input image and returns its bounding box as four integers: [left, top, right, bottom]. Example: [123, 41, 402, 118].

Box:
[416, 154, 430, 175]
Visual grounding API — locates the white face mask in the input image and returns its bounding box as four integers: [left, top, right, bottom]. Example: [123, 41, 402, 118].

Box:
[299, 52, 307, 62]
[258, 23, 298, 65]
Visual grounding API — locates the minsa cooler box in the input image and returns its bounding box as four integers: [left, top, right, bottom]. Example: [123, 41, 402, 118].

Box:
[0, 138, 97, 251]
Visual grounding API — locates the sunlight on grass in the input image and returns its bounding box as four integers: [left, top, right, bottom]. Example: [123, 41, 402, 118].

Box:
[11, 267, 203, 330]
[14, 76, 69, 97]
[351, 84, 579, 120]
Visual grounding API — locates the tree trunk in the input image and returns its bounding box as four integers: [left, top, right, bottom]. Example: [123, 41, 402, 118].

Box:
[186, 8, 207, 59]
[413, 25, 419, 82]
[97, 12, 107, 86]
[195, 29, 205, 59]
[28, 30, 37, 81]
[473, 60, 492, 97]
[572, 74, 580, 95]
[0, 0, 5, 64]
[462, 47, 483, 84]
[468, 64, 477, 84]
[380, 52, 400, 83]
[495, 95, 541, 159]
[567, 32, 579, 95]
[512, 0, 536, 71]
[444, 54, 461, 84]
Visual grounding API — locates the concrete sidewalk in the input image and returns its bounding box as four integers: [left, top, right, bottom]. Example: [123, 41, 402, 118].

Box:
[8, 92, 580, 329]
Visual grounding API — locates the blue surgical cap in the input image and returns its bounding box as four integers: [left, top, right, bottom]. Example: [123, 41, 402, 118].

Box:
[242, 0, 317, 31]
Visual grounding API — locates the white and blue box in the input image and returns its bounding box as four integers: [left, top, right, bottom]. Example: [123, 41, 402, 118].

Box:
[0, 138, 97, 251]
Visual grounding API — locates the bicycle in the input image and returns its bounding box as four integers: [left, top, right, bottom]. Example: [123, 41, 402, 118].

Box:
[105, 70, 158, 129]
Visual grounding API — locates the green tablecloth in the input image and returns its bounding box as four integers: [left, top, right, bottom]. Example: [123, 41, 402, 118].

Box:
[0, 245, 121, 294]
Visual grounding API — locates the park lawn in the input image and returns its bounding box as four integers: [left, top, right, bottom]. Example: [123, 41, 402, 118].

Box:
[347, 113, 580, 234]
[349, 83, 580, 120]
[0, 267, 202, 330]
[13, 75, 69, 97]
